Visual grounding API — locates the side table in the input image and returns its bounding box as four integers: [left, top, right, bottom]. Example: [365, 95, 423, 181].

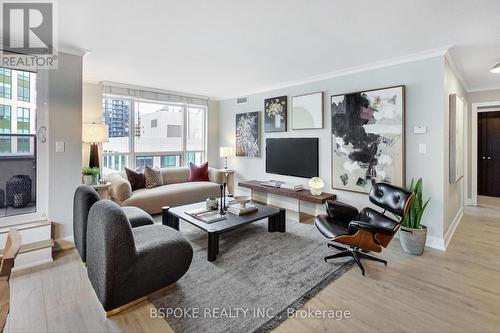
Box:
[92, 182, 111, 199]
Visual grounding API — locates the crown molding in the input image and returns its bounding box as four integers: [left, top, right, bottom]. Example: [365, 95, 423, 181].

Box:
[0, 39, 89, 57]
[467, 84, 500, 93]
[58, 46, 90, 57]
[216, 46, 453, 100]
[444, 49, 471, 92]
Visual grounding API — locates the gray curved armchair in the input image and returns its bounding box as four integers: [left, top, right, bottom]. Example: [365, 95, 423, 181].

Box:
[86, 200, 193, 314]
[73, 185, 154, 262]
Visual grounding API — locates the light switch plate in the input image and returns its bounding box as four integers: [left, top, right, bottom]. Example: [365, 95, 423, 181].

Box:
[419, 143, 427, 154]
[414, 126, 427, 134]
[55, 141, 65, 152]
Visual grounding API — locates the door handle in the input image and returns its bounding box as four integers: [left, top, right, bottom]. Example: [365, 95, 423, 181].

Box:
[488, 156, 492, 160]
[482, 156, 486, 159]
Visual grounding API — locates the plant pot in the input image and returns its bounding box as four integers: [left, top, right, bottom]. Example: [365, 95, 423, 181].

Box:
[82, 175, 93, 185]
[399, 225, 427, 255]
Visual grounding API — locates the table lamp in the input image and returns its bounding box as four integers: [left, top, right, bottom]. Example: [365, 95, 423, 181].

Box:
[308, 177, 325, 196]
[82, 122, 109, 168]
[219, 146, 234, 170]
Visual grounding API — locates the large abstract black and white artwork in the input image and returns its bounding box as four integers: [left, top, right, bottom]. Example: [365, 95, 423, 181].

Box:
[236, 112, 260, 157]
[331, 86, 405, 193]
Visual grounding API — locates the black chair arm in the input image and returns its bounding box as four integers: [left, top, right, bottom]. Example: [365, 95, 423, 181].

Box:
[325, 200, 359, 222]
[348, 220, 395, 236]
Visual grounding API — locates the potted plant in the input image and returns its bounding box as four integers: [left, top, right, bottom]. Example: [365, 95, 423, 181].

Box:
[399, 178, 430, 255]
[82, 167, 100, 185]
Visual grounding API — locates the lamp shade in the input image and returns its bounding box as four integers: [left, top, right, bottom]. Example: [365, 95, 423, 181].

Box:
[82, 123, 109, 143]
[220, 146, 234, 157]
[491, 63, 500, 74]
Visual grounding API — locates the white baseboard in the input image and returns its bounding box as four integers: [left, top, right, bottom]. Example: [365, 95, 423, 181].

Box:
[425, 235, 445, 251]
[443, 207, 464, 250]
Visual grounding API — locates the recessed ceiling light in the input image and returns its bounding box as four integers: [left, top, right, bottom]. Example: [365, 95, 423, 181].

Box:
[491, 63, 500, 73]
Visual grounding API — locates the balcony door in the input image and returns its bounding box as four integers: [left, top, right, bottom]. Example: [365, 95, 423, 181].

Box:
[0, 67, 46, 224]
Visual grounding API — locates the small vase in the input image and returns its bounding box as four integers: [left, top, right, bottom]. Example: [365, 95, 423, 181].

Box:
[274, 114, 281, 128]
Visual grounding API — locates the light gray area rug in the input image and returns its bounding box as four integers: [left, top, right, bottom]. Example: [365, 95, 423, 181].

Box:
[150, 215, 353, 333]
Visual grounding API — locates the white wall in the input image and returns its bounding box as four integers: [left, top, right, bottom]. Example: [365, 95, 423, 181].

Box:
[218, 56, 448, 248]
[82, 82, 103, 166]
[207, 100, 219, 167]
[47, 53, 83, 239]
[443, 58, 467, 242]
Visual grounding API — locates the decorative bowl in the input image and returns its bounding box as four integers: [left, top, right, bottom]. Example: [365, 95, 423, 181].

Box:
[233, 196, 252, 207]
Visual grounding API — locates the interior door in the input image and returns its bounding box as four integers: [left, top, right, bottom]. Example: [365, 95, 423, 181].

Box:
[478, 111, 500, 197]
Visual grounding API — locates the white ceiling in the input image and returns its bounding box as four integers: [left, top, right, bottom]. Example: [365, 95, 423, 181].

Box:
[57, 0, 500, 98]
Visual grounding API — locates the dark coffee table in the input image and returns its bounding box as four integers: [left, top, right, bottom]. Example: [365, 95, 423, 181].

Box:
[162, 202, 286, 262]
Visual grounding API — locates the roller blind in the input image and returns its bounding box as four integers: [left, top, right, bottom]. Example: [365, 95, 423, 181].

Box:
[102, 82, 208, 107]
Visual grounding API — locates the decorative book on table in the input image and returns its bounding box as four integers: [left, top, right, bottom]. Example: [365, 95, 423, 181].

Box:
[185, 208, 226, 223]
[260, 180, 303, 191]
[227, 203, 258, 216]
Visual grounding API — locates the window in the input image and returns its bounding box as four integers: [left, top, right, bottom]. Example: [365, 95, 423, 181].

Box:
[17, 107, 30, 133]
[0, 105, 11, 133]
[135, 155, 181, 170]
[17, 71, 30, 102]
[16, 107, 30, 153]
[0, 69, 11, 99]
[135, 101, 183, 153]
[0, 105, 11, 153]
[103, 155, 128, 173]
[102, 93, 207, 174]
[167, 124, 182, 137]
[186, 152, 203, 165]
[161, 155, 181, 168]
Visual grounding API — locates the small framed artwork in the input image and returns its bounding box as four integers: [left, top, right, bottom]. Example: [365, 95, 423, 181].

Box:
[292, 92, 324, 130]
[264, 96, 287, 132]
[235, 112, 260, 157]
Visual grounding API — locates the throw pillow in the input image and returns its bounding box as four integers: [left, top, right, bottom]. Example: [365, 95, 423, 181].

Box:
[125, 167, 145, 191]
[144, 166, 164, 188]
[188, 162, 210, 181]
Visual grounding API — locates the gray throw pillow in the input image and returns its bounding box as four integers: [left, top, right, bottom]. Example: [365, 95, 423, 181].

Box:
[144, 166, 163, 188]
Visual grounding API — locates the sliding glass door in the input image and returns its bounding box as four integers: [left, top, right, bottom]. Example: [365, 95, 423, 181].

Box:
[0, 67, 39, 220]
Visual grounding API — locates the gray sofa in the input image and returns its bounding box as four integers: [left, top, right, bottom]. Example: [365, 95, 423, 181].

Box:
[107, 166, 225, 214]
[73, 185, 154, 262]
[87, 200, 193, 313]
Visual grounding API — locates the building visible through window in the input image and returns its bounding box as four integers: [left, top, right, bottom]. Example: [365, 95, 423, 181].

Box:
[102, 96, 206, 173]
[0, 69, 12, 99]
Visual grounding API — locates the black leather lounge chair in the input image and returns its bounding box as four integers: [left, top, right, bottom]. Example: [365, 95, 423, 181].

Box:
[315, 182, 414, 276]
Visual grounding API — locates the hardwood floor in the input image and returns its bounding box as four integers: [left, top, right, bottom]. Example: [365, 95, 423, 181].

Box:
[5, 204, 500, 333]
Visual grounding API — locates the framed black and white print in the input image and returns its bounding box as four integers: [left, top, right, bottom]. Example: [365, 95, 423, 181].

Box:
[292, 92, 324, 129]
[331, 86, 405, 193]
[264, 96, 287, 132]
[236, 112, 260, 157]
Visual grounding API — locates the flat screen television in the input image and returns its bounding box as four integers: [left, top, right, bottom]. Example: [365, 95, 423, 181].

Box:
[266, 138, 319, 178]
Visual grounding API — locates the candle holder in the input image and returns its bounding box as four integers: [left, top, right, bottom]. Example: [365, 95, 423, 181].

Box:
[219, 184, 226, 215]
